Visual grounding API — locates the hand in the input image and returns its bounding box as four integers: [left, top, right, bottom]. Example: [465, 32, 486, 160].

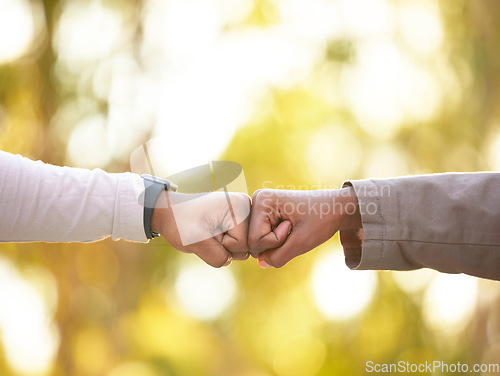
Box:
[248, 188, 361, 268]
[152, 191, 251, 267]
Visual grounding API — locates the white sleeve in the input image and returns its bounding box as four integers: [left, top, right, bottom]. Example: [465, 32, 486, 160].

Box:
[0, 150, 148, 243]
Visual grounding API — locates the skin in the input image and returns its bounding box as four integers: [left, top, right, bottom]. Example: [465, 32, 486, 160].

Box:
[248, 187, 362, 268]
[151, 190, 251, 268]
[150, 187, 362, 269]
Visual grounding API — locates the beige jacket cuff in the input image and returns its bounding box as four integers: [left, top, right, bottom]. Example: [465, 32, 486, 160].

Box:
[340, 173, 500, 281]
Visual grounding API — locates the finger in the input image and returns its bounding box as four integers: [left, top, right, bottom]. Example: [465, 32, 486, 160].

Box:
[222, 212, 249, 253]
[227, 192, 252, 228]
[249, 220, 292, 255]
[221, 234, 249, 260]
[258, 231, 311, 268]
[187, 237, 233, 268]
[248, 190, 273, 244]
[218, 192, 250, 261]
[221, 242, 249, 261]
[231, 251, 250, 261]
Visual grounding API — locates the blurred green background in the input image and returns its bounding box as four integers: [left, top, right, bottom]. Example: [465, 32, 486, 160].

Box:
[1, 0, 500, 375]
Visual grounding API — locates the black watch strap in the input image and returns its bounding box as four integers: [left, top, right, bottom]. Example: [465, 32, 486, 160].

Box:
[141, 174, 177, 239]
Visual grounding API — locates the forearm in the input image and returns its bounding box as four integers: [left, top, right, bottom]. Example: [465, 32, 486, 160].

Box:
[0, 151, 147, 243]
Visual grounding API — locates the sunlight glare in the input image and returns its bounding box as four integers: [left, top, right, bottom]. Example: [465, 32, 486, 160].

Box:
[398, 0, 444, 56]
[344, 41, 440, 138]
[0, 0, 35, 64]
[141, 0, 321, 174]
[337, 0, 395, 38]
[142, 0, 222, 68]
[311, 250, 377, 320]
[104, 56, 159, 160]
[306, 125, 362, 181]
[423, 273, 478, 334]
[392, 269, 437, 294]
[278, 0, 345, 41]
[174, 259, 236, 320]
[362, 145, 409, 178]
[67, 114, 112, 168]
[0, 259, 59, 375]
[54, 1, 123, 66]
[153, 29, 319, 174]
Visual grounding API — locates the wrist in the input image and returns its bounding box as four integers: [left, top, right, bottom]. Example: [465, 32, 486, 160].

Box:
[338, 187, 362, 230]
[141, 174, 177, 239]
[151, 190, 170, 235]
[337, 187, 363, 268]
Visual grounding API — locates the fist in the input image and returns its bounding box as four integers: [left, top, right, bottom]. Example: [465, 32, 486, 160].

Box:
[248, 188, 359, 268]
[152, 191, 251, 267]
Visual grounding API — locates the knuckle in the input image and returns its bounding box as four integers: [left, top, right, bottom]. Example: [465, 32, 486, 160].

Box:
[229, 240, 248, 253]
[209, 256, 227, 268]
[252, 189, 267, 202]
[250, 252, 262, 261]
[247, 236, 260, 250]
[239, 192, 252, 205]
[240, 239, 250, 251]
[267, 253, 286, 268]
[237, 193, 251, 211]
[228, 193, 251, 218]
[232, 251, 250, 261]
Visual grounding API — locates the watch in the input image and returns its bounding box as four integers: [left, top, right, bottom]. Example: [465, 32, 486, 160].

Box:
[141, 174, 178, 239]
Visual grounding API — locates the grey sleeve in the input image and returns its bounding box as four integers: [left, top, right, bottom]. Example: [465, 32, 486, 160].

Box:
[341, 173, 500, 281]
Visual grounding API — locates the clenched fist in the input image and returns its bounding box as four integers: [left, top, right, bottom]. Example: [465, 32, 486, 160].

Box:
[152, 191, 251, 267]
[248, 188, 361, 268]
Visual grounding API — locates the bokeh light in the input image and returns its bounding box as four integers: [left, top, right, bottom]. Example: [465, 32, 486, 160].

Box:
[173, 259, 237, 320]
[344, 41, 441, 137]
[0, 258, 59, 375]
[0, 0, 37, 63]
[392, 268, 436, 295]
[311, 249, 377, 320]
[398, 0, 444, 56]
[54, 1, 123, 66]
[423, 273, 478, 334]
[67, 114, 112, 168]
[306, 125, 362, 181]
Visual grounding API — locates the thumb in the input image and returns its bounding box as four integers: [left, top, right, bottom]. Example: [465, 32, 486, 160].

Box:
[250, 220, 292, 255]
[257, 230, 306, 268]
